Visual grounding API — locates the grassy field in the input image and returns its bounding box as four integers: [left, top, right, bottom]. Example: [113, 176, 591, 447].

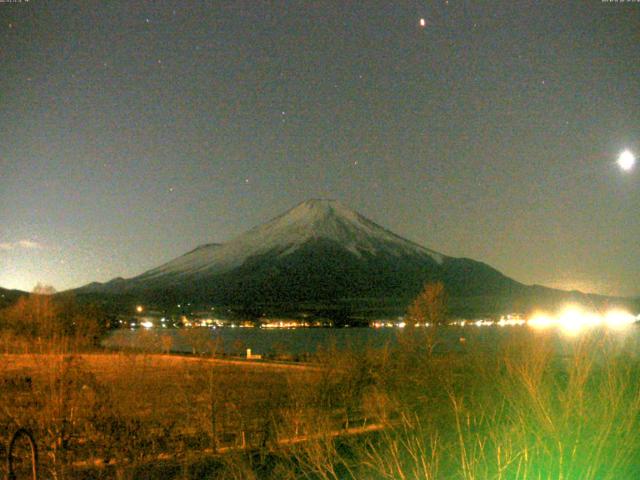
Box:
[0, 351, 335, 478]
[2, 328, 640, 479]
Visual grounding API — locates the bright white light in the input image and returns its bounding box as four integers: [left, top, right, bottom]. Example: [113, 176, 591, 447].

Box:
[618, 149, 636, 171]
[527, 305, 636, 335]
[528, 312, 554, 330]
[558, 306, 588, 336]
[474, 319, 494, 327]
[141, 321, 153, 329]
[419, 18, 426, 27]
[604, 310, 636, 330]
[497, 316, 525, 327]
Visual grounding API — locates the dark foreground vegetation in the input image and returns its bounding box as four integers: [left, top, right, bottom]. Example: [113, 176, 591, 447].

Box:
[1, 291, 640, 479]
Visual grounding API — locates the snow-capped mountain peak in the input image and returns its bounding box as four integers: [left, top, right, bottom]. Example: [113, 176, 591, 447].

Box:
[134, 199, 444, 283]
[248, 198, 443, 258]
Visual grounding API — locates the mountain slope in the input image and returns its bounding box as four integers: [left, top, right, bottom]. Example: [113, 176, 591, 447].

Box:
[130, 200, 443, 287]
[0, 287, 27, 308]
[75, 199, 627, 316]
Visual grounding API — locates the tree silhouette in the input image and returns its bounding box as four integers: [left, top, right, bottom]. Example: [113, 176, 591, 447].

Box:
[406, 282, 447, 327]
[0, 284, 106, 346]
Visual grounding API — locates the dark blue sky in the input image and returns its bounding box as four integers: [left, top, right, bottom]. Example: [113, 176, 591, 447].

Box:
[1, 1, 638, 296]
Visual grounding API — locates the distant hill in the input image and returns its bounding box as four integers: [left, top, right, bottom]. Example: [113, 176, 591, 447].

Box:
[72, 199, 637, 319]
[0, 287, 27, 309]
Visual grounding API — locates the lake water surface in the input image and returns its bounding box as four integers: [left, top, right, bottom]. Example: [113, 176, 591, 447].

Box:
[102, 325, 623, 357]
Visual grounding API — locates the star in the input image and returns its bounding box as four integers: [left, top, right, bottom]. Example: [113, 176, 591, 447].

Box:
[419, 18, 426, 28]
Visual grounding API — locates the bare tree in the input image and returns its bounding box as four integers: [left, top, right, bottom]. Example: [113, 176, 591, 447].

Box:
[0, 285, 106, 349]
[406, 282, 447, 327]
[401, 282, 448, 356]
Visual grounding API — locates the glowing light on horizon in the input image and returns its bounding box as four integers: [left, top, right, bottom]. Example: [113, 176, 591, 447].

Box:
[604, 309, 636, 330]
[497, 315, 526, 327]
[525, 305, 636, 335]
[557, 305, 599, 336]
[528, 312, 554, 330]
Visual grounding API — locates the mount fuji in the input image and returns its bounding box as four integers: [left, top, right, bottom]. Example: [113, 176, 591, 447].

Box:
[75, 199, 614, 317]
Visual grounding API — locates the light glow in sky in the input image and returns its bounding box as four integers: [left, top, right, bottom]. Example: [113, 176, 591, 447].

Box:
[617, 149, 636, 171]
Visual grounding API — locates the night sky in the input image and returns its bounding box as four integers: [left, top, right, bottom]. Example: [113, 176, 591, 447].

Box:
[1, 1, 638, 296]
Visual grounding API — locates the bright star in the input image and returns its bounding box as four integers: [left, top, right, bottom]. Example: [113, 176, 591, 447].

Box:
[617, 149, 636, 171]
[419, 18, 426, 28]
